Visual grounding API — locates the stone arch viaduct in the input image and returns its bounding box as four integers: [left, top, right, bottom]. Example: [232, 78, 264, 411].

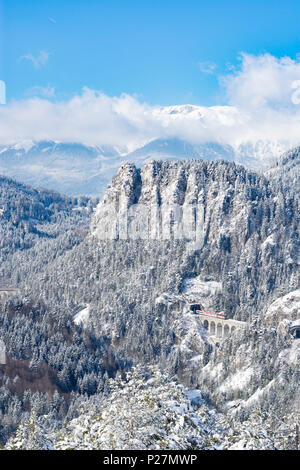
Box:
[197, 312, 247, 339]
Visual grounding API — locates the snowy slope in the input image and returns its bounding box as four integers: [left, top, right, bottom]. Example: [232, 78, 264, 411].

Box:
[264, 289, 300, 326]
[73, 305, 90, 327]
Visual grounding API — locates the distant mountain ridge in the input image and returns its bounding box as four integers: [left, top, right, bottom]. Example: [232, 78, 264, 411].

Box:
[0, 141, 122, 196]
[0, 135, 295, 196]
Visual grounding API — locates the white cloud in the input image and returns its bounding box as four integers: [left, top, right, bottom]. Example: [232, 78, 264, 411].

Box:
[198, 61, 217, 74]
[20, 51, 50, 69]
[1, 53, 300, 160]
[0, 89, 157, 150]
[222, 53, 300, 110]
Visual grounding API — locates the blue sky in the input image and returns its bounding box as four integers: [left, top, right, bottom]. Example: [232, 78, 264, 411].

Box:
[2, 0, 300, 106]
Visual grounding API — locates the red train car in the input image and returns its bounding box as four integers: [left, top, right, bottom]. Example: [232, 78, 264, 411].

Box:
[196, 310, 227, 320]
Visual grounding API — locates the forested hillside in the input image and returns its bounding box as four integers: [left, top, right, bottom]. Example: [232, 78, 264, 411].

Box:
[0, 148, 299, 449]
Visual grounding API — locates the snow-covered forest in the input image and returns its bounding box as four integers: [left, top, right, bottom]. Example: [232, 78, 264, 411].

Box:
[0, 147, 299, 450]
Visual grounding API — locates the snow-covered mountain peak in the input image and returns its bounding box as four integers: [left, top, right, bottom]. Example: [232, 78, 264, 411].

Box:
[156, 104, 204, 117]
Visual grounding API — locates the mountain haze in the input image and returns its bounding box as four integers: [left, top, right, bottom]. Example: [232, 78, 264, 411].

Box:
[0, 104, 294, 197]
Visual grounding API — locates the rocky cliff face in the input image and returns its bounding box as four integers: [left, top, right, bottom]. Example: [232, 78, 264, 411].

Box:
[87, 155, 299, 417]
[91, 158, 299, 320]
